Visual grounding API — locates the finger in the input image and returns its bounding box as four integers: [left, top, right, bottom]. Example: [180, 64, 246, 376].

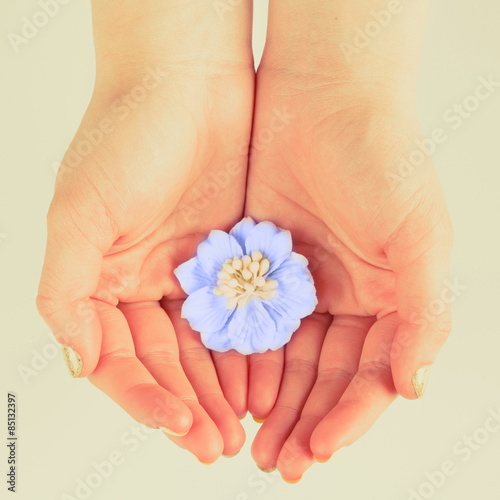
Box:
[310, 313, 399, 462]
[88, 301, 192, 435]
[277, 315, 372, 481]
[248, 348, 284, 421]
[211, 350, 248, 419]
[119, 301, 198, 430]
[124, 300, 227, 462]
[251, 315, 329, 473]
[36, 189, 115, 377]
[167, 301, 245, 458]
[386, 210, 454, 399]
[166, 404, 225, 464]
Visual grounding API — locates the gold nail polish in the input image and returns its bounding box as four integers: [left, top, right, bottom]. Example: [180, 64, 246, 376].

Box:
[314, 455, 331, 464]
[159, 426, 188, 437]
[253, 416, 266, 423]
[283, 476, 301, 484]
[61, 345, 82, 378]
[222, 451, 240, 458]
[257, 465, 276, 473]
[412, 366, 431, 398]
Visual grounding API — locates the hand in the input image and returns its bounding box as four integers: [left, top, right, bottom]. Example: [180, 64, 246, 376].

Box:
[36, 1, 254, 463]
[245, 1, 453, 479]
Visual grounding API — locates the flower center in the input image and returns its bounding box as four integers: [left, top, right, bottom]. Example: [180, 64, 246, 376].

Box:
[213, 250, 278, 308]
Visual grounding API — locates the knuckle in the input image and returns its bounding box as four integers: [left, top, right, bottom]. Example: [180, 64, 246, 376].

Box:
[357, 359, 391, 381]
[285, 357, 318, 378]
[35, 293, 59, 320]
[138, 350, 179, 367]
[317, 366, 356, 385]
[180, 346, 209, 362]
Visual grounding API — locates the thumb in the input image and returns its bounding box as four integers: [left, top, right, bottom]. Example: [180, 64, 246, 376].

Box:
[387, 206, 454, 400]
[36, 184, 116, 378]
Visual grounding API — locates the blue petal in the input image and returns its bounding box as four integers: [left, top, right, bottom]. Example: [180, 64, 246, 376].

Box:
[197, 230, 243, 277]
[266, 253, 317, 319]
[229, 217, 256, 248]
[267, 252, 313, 283]
[244, 221, 292, 273]
[227, 298, 276, 355]
[174, 257, 213, 295]
[181, 286, 234, 335]
[200, 323, 233, 352]
[262, 306, 301, 351]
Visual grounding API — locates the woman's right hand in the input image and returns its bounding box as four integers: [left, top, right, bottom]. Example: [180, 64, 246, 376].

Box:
[36, 0, 254, 463]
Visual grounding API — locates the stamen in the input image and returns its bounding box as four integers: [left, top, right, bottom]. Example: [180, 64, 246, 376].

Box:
[214, 252, 278, 308]
[217, 271, 231, 281]
[259, 259, 270, 276]
[254, 277, 266, 287]
[218, 284, 238, 297]
[227, 278, 239, 288]
[251, 250, 263, 262]
[249, 261, 259, 275]
[223, 263, 235, 274]
[264, 280, 278, 289]
[226, 296, 239, 309]
[242, 269, 252, 281]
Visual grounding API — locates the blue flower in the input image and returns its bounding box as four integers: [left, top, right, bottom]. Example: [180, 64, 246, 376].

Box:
[174, 217, 317, 355]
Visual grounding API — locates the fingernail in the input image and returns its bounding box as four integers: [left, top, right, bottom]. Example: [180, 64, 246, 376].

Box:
[195, 456, 215, 465]
[253, 416, 266, 423]
[283, 476, 301, 484]
[61, 345, 82, 378]
[159, 426, 189, 437]
[238, 413, 247, 421]
[257, 464, 276, 473]
[412, 366, 431, 398]
[314, 455, 331, 463]
[222, 451, 240, 458]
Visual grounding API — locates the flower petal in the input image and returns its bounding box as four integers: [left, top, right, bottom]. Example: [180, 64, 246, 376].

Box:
[174, 257, 213, 295]
[181, 286, 234, 335]
[197, 230, 243, 277]
[227, 298, 276, 355]
[267, 252, 313, 283]
[266, 253, 317, 319]
[244, 221, 292, 273]
[229, 217, 256, 248]
[262, 306, 301, 351]
[200, 323, 233, 352]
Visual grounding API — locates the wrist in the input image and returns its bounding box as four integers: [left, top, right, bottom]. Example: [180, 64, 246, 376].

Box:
[92, 0, 254, 92]
[262, 0, 428, 96]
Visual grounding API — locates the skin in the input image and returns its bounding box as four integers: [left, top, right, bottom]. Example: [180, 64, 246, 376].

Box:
[246, 0, 453, 481]
[36, 0, 453, 479]
[37, 0, 254, 463]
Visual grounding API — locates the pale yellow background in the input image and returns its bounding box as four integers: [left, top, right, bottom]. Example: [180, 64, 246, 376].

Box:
[1, 1, 499, 499]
